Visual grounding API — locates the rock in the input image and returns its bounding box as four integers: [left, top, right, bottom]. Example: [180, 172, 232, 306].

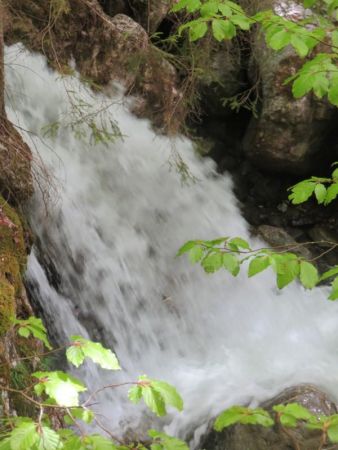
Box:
[201, 385, 338, 450]
[129, 0, 172, 32]
[243, 0, 337, 174]
[6, 0, 184, 132]
[256, 224, 313, 259]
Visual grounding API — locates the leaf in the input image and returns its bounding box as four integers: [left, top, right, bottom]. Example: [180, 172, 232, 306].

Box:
[248, 256, 270, 277]
[151, 380, 184, 412]
[218, 4, 232, 16]
[329, 77, 338, 106]
[291, 35, 309, 57]
[142, 386, 166, 417]
[66, 346, 85, 368]
[148, 430, 188, 450]
[69, 336, 120, 370]
[303, 0, 317, 7]
[312, 74, 329, 99]
[300, 261, 319, 289]
[10, 421, 39, 450]
[188, 246, 204, 264]
[202, 252, 223, 273]
[230, 14, 251, 30]
[176, 241, 197, 256]
[324, 183, 338, 205]
[321, 266, 338, 281]
[314, 183, 327, 203]
[214, 406, 273, 431]
[15, 317, 52, 350]
[87, 435, 118, 450]
[200, 1, 218, 17]
[18, 327, 30, 338]
[33, 371, 86, 407]
[222, 253, 240, 276]
[36, 427, 63, 450]
[268, 29, 291, 50]
[292, 74, 314, 98]
[329, 277, 338, 301]
[128, 385, 142, 404]
[328, 424, 338, 443]
[228, 237, 251, 251]
[189, 21, 208, 41]
[288, 181, 315, 204]
[212, 19, 236, 41]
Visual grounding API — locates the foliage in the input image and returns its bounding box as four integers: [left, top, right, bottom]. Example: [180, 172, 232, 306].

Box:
[0, 318, 187, 450]
[214, 402, 338, 448]
[288, 163, 338, 206]
[171, 0, 338, 107]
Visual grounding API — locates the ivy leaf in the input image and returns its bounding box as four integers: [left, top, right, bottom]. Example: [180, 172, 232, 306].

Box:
[68, 336, 120, 370]
[248, 256, 270, 277]
[300, 261, 319, 289]
[33, 371, 86, 407]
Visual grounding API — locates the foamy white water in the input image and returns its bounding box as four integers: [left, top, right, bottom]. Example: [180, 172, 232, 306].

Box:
[5, 45, 338, 447]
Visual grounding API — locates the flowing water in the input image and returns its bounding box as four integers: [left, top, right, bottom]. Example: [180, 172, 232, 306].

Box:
[5, 44, 338, 447]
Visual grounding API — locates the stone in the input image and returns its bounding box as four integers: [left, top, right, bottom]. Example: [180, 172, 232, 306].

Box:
[201, 385, 338, 450]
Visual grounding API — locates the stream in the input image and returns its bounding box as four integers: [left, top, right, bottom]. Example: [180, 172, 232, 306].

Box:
[6, 44, 338, 447]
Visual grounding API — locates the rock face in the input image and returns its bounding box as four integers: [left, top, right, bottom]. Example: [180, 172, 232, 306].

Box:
[6, 0, 183, 132]
[242, 1, 337, 174]
[201, 385, 338, 450]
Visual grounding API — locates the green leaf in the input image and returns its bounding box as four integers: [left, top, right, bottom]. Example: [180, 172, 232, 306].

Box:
[314, 183, 327, 203]
[321, 266, 338, 281]
[69, 336, 120, 370]
[10, 421, 39, 450]
[0, 439, 11, 450]
[15, 317, 52, 349]
[324, 183, 338, 205]
[228, 237, 251, 251]
[292, 74, 314, 98]
[230, 14, 251, 30]
[87, 435, 118, 450]
[189, 21, 208, 41]
[176, 241, 197, 256]
[312, 74, 329, 99]
[218, 4, 232, 16]
[148, 430, 188, 450]
[200, 1, 218, 17]
[212, 19, 236, 41]
[248, 256, 270, 277]
[214, 406, 273, 431]
[328, 424, 338, 443]
[329, 277, 338, 301]
[66, 345, 85, 368]
[291, 34, 309, 57]
[300, 261, 319, 289]
[268, 29, 291, 50]
[151, 380, 183, 412]
[188, 246, 204, 264]
[142, 386, 166, 417]
[288, 181, 316, 204]
[222, 253, 240, 276]
[328, 82, 338, 106]
[303, 0, 317, 7]
[128, 385, 142, 404]
[202, 252, 223, 273]
[18, 327, 30, 338]
[36, 427, 63, 450]
[33, 371, 86, 407]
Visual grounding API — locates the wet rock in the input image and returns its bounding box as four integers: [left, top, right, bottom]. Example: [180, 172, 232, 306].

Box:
[129, 0, 172, 32]
[257, 224, 313, 259]
[201, 385, 338, 450]
[243, 1, 337, 174]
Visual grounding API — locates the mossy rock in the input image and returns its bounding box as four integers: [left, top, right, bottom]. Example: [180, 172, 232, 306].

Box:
[0, 195, 27, 336]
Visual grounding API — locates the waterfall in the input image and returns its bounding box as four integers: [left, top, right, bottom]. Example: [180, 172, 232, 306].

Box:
[6, 44, 338, 446]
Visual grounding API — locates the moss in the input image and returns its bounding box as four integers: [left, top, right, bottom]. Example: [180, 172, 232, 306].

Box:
[0, 195, 27, 336]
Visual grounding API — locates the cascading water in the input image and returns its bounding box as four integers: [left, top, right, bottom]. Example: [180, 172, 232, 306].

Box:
[6, 44, 338, 447]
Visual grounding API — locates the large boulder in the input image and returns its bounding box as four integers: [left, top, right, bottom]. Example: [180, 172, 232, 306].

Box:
[243, 1, 337, 174]
[201, 385, 338, 450]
